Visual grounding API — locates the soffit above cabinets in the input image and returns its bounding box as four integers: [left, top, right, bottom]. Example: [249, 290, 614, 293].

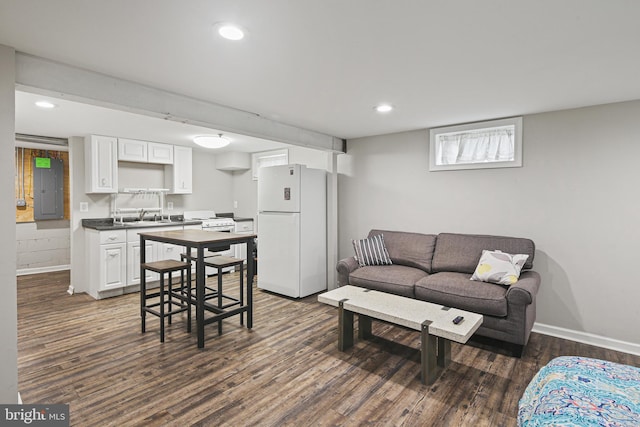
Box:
[215, 152, 251, 171]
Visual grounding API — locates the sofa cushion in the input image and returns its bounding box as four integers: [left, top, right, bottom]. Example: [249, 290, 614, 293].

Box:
[368, 229, 437, 273]
[415, 272, 508, 317]
[471, 250, 529, 285]
[350, 265, 427, 298]
[352, 234, 392, 267]
[432, 233, 535, 274]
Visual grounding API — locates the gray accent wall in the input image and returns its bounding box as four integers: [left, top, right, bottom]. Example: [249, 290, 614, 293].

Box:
[338, 99, 640, 347]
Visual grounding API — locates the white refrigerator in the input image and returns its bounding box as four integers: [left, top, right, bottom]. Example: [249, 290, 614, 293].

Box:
[257, 164, 327, 298]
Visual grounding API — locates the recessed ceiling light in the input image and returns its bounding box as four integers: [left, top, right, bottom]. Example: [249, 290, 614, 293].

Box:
[193, 134, 231, 149]
[374, 104, 394, 113]
[218, 24, 245, 41]
[35, 100, 57, 109]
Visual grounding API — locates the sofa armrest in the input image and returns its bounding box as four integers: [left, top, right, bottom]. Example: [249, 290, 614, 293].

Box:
[336, 256, 360, 286]
[506, 271, 541, 305]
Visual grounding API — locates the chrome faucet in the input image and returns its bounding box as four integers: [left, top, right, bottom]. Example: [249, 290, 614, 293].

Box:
[138, 209, 146, 221]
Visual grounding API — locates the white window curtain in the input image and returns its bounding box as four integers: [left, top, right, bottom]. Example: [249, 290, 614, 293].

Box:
[256, 153, 287, 169]
[252, 149, 288, 179]
[437, 126, 515, 165]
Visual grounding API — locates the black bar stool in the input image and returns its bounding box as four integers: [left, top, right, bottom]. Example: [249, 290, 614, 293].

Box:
[180, 251, 220, 301]
[203, 256, 245, 334]
[140, 259, 191, 342]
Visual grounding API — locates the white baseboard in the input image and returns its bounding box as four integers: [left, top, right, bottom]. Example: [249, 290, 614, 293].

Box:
[16, 264, 70, 276]
[533, 322, 640, 357]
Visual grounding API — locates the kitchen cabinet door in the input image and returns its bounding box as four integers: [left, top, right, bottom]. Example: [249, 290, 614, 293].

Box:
[165, 146, 192, 194]
[85, 135, 118, 193]
[148, 142, 173, 164]
[235, 240, 248, 264]
[158, 243, 183, 261]
[99, 243, 126, 291]
[234, 220, 254, 263]
[127, 240, 158, 285]
[118, 138, 148, 162]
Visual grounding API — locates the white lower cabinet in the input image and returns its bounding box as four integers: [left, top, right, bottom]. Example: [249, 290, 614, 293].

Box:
[86, 229, 127, 299]
[126, 226, 183, 285]
[100, 243, 127, 290]
[87, 224, 190, 299]
[127, 239, 158, 285]
[158, 242, 183, 261]
[234, 220, 254, 263]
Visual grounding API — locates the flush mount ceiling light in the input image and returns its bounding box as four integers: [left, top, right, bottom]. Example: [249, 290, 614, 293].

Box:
[374, 104, 394, 113]
[35, 100, 57, 109]
[193, 134, 230, 149]
[217, 23, 245, 41]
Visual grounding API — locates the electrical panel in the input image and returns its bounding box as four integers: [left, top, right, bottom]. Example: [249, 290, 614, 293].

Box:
[33, 157, 64, 220]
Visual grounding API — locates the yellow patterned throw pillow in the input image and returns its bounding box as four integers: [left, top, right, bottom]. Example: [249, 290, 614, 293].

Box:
[470, 250, 529, 285]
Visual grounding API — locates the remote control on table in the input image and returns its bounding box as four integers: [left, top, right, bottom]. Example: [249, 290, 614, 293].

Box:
[452, 316, 464, 325]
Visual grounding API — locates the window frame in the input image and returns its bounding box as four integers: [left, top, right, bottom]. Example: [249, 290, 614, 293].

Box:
[428, 117, 523, 171]
[251, 149, 289, 180]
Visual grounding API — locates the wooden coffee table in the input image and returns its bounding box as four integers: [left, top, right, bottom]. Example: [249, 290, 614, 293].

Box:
[318, 285, 483, 384]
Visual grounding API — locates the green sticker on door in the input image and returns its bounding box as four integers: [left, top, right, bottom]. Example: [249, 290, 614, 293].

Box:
[35, 157, 51, 168]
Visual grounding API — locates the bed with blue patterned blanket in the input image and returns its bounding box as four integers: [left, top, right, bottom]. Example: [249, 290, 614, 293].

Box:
[518, 356, 640, 426]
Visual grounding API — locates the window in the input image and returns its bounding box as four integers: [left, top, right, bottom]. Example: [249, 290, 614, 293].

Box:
[429, 117, 522, 171]
[251, 149, 288, 180]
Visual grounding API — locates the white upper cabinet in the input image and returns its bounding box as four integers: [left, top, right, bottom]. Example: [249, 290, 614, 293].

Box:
[85, 135, 118, 193]
[165, 146, 192, 194]
[118, 138, 148, 162]
[148, 142, 174, 164]
[118, 138, 173, 164]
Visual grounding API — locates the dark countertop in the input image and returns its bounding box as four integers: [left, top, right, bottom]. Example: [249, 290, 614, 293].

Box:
[216, 212, 253, 222]
[233, 217, 254, 222]
[82, 217, 202, 231]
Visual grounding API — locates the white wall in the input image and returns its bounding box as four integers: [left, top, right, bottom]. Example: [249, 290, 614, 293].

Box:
[70, 142, 329, 292]
[69, 142, 234, 293]
[118, 162, 165, 190]
[1, 44, 18, 403]
[74, 145, 234, 220]
[231, 145, 338, 287]
[70, 136, 108, 295]
[16, 220, 70, 274]
[14, 143, 71, 275]
[231, 146, 334, 223]
[165, 151, 234, 213]
[118, 151, 234, 214]
[338, 99, 640, 348]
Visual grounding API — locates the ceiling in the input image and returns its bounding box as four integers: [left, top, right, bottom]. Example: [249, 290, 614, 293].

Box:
[14, 90, 287, 153]
[3, 1, 640, 148]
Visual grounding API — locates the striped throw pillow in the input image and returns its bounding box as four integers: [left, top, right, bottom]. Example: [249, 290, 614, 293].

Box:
[352, 234, 393, 267]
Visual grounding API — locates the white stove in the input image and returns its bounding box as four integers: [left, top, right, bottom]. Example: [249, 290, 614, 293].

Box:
[183, 210, 235, 230]
[183, 210, 236, 274]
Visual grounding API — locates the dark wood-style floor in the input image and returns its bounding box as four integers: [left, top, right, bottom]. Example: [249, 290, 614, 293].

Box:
[17, 271, 640, 426]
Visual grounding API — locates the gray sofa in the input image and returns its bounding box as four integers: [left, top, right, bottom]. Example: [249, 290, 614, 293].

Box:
[337, 230, 541, 356]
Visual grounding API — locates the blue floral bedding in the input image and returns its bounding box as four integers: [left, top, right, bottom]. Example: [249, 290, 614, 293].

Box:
[518, 356, 640, 426]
